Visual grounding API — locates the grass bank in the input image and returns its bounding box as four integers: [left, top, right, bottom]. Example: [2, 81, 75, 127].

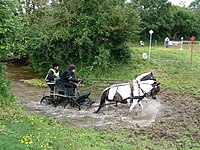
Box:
[79, 46, 200, 99]
[1, 103, 173, 150]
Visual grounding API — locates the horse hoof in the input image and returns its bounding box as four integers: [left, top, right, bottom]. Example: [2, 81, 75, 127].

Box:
[90, 101, 95, 106]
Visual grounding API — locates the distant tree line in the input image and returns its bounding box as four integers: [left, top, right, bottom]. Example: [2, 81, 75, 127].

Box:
[1, 0, 200, 73]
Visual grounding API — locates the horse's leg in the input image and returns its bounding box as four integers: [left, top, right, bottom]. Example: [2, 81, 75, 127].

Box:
[115, 100, 118, 107]
[106, 102, 116, 113]
[94, 90, 108, 113]
[138, 100, 143, 109]
[113, 92, 123, 107]
[129, 99, 138, 113]
[127, 99, 131, 106]
[138, 100, 144, 116]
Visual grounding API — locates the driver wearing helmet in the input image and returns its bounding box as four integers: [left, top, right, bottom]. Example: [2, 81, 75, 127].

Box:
[45, 62, 60, 91]
[60, 64, 83, 94]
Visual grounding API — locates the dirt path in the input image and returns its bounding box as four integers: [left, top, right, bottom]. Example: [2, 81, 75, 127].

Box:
[10, 80, 200, 146]
[143, 90, 200, 144]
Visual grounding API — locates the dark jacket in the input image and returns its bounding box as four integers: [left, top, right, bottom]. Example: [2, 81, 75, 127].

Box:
[60, 69, 79, 84]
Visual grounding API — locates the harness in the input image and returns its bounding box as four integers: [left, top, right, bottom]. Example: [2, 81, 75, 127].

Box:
[127, 80, 153, 102]
[136, 80, 147, 96]
[127, 80, 145, 102]
[108, 80, 154, 102]
[129, 80, 134, 98]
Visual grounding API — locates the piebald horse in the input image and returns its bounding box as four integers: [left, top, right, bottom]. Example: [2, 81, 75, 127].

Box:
[94, 72, 160, 113]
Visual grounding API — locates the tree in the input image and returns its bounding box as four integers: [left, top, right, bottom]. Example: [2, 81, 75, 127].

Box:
[0, 0, 13, 61]
[133, 0, 174, 40]
[0, 0, 12, 102]
[171, 6, 200, 40]
[0, 0, 27, 61]
[20, 0, 140, 72]
[189, 0, 200, 10]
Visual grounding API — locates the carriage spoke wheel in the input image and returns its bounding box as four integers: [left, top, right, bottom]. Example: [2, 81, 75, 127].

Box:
[64, 98, 81, 110]
[81, 98, 95, 109]
[88, 99, 95, 107]
[40, 96, 56, 106]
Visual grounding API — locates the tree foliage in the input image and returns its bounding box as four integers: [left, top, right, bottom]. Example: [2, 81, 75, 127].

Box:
[171, 6, 200, 40]
[0, 0, 26, 61]
[19, 0, 140, 72]
[189, 0, 200, 9]
[133, 0, 174, 40]
[0, 0, 13, 60]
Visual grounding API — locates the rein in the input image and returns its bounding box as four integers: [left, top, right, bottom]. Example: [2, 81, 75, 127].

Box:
[136, 80, 154, 96]
[130, 80, 155, 101]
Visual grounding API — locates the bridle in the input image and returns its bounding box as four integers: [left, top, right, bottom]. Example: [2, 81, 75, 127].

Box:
[135, 80, 156, 97]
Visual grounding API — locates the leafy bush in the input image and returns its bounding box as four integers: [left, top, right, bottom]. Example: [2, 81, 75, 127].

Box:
[0, 64, 13, 106]
[20, 0, 140, 73]
[0, 0, 26, 62]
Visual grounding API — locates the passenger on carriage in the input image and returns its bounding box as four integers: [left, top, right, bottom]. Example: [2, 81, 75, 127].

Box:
[59, 64, 84, 94]
[45, 62, 60, 91]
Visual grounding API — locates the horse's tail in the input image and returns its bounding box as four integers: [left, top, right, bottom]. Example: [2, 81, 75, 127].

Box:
[94, 89, 108, 113]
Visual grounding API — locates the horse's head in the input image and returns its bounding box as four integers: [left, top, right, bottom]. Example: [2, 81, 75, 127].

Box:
[135, 72, 160, 99]
[150, 82, 160, 99]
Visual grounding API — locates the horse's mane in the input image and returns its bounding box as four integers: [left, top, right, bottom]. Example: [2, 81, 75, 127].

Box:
[136, 72, 155, 82]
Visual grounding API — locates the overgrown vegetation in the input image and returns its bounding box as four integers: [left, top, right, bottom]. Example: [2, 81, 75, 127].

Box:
[0, 64, 13, 106]
[10, 0, 140, 72]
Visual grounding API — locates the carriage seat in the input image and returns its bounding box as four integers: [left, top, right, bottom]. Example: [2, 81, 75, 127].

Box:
[46, 78, 60, 91]
[55, 80, 77, 96]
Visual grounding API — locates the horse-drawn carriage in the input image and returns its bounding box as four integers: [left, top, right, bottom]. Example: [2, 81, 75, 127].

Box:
[40, 72, 160, 113]
[40, 80, 94, 110]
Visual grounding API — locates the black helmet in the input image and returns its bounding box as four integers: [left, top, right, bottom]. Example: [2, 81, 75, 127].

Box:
[68, 64, 76, 71]
[52, 62, 60, 68]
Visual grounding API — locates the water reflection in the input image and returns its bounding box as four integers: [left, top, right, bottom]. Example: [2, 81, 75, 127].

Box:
[5, 62, 43, 80]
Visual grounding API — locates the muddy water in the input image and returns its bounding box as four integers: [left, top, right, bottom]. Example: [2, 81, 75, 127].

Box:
[25, 98, 162, 128]
[6, 62, 163, 128]
[5, 62, 43, 80]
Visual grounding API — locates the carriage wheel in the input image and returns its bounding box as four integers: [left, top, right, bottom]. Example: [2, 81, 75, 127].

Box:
[40, 96, 56, 106]
[81, 98, 95, 109]
[64, 98, 81, 111]
[88, 99, 95, 107]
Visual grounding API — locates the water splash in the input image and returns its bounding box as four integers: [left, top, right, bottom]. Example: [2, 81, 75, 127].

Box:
[24, 98, 161, 129]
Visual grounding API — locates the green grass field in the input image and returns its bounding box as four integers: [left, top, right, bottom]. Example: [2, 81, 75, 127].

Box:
[1, 46, 200, 149]
[134, 46, 200, 98]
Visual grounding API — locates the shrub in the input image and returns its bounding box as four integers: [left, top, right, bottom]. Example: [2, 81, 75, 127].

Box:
[0, 63, 13, 106]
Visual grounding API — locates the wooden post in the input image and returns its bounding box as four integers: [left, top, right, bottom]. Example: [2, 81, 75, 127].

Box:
[190, 36, 195, 64]
[190, 42, 193, 64]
